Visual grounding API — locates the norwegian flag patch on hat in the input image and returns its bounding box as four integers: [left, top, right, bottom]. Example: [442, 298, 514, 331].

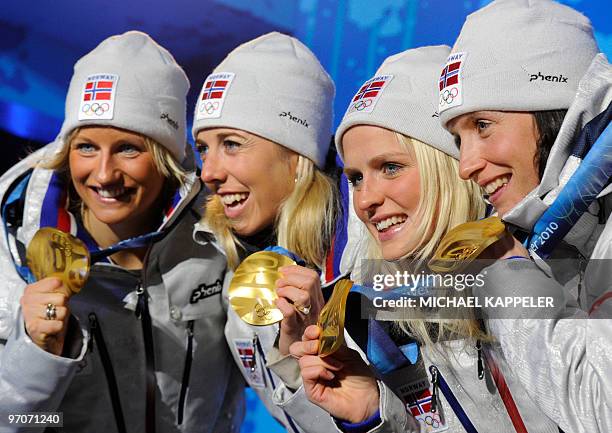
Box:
[345, 74, 394, 116]
[196, 72, 235, 120]
[438, 52, 466, 113]
[78, 73, 118, 121]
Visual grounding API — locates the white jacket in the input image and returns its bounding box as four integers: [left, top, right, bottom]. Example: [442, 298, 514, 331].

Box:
[472, 53, 612, 433]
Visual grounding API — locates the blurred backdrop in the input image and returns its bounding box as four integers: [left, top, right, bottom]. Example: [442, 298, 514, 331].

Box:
[1, 0, 610, 431]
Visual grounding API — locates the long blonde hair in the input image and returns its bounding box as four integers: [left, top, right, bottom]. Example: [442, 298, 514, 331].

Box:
[360, 133, 488, 345]
[204, 152, 338, 270]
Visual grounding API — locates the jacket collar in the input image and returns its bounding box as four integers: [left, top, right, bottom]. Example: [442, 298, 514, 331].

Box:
[503, 54, 611, 254]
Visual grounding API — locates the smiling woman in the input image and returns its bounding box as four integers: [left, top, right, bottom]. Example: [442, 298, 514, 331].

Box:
[448, 111, 541, 217]
[437, 1, 612, 432]
[198, 128, 298, 240]
[0, 31, 245, 433]
[191, 32, 341, 433]
[343, 126, 422, 260]
[43, 126, 186, 265]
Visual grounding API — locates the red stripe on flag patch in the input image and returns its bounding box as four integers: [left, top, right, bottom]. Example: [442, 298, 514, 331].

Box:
[446, 75, 459, 87]
[95, 92, 112, 100]
[96, 81, 114, 89]
[447, 61, 461, 72]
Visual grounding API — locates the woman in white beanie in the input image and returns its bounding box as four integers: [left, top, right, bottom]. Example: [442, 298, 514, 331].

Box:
[192, 32, 342, 432]
[0, 31, 244, 433]
[438, 0, 612, 432]
[291, 46, 563, 433]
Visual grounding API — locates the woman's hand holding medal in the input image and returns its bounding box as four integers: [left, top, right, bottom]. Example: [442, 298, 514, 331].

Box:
[290, 325, 380, 424]
[20, 278, 73, 356]
[22, 228, 90, 355]
[275, 265, 325, 356]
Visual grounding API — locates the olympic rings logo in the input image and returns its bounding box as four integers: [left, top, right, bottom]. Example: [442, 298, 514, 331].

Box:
[81, 102, 110, 116]
[254, 303, 272, 320]
[353, 99, 373, 111]
[439, 87, 459, 106]
[199, 101, 220, 114]
[424, 414, 440, 428]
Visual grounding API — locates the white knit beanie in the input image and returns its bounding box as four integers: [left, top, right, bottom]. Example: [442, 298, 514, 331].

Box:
[439, 0, 599, 127]
[57, 31, 189, 162]
[335, 45, 458, 160]
[192, 32, 335, 168]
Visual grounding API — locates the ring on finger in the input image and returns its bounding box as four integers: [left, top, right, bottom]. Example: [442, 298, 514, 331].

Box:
[45, 303, 57, 321]
[294, 303, 311, 315]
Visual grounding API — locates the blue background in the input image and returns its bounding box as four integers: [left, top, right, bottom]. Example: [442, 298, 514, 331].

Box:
[1, 1, 610, 431]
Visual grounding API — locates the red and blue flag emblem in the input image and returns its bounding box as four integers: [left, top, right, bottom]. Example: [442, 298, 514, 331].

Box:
[352, 80, 386, 102]
[79, 73, 118, 120]
[408, 389, 433, 416]
[237, 346, 255, 369]
[196, 72, 235, 120]
[201, 79, 230, 100]
[345, 74, 394, 116]
[83, 80, 114, 101]
[439, 61, 461, 91]
[438, 52, 466, 113]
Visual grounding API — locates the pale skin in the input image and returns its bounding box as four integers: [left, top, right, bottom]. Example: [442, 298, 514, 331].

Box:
[275, 266, 325, 356]
[197, 128, 325, 355]
[291, 325, 380, 424]
[448, 110, 540, 258]
[21, 126, 166, 355]
[291, 122, 536, 423]
[20, 278, 71, 356]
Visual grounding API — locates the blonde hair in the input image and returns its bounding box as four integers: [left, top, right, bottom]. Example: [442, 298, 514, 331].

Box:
[359, 133, 489, 346]
[42, 126, 188, 188]
[204, 152, 338, 270]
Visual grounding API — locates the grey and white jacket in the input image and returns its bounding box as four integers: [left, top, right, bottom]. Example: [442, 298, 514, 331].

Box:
[0, 142, 245, 433]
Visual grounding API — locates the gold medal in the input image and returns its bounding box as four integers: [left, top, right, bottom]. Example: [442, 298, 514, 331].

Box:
[228, 251, 295, 326]
[428, 216, 507, 273]
[26, 227, 90, 294]
[317, 279, 353, 357]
